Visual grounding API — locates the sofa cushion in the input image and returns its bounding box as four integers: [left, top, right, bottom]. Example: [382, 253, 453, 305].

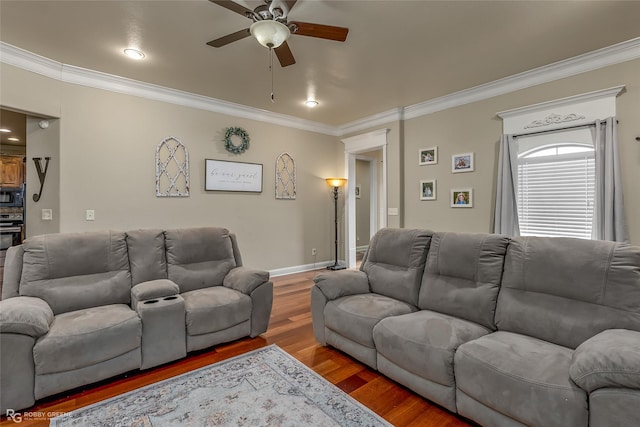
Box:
[33, 304, 141, 375]
[496, 237, 640, 349]
[20, 231, 132, 315]
[182, 287, 251, 336]
[324, 293, 417, 348]
[165, 227, 237, 293]
[126, 229, 167, 285]
[589, 388, 640, 427]
[570, 329, 640, 393]
[1, 244, 23, 300]
[455, 331, 588, 427]
[374, 310, 491, 387]
[223, 267, 269, 295]
[0, 296, 53, 337]
[361, 228, 432, 306]
[419, 232, 509, 330]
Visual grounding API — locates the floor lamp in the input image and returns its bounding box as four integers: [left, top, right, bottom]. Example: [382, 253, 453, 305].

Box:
[326, 178, 347, 270]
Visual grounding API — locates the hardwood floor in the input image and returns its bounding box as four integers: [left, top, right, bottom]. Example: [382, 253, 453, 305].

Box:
[0, 269, 473, 426]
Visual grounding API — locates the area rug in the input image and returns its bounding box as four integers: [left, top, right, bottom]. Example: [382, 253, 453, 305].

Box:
[50, 345, 391, 426]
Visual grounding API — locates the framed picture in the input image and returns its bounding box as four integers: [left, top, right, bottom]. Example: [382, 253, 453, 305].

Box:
[205, 159, 263, 192]
[451, 188, 473, 208]
[419, 147, 438, 165]
[452, 152, 474, 173]
[420, 180, 436, 201]
[355, 184, 361, 199]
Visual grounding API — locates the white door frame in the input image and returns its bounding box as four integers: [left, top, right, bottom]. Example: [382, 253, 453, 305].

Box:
[342, 129, 389, 268]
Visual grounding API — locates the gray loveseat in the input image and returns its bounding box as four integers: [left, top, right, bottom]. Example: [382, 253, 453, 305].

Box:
[311, 228, 640, 427]
[0, 227, 273, 413]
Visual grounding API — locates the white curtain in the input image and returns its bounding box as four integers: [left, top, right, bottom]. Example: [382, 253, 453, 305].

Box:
[592, 117, 628, 242]
[493, 134, 520, 236]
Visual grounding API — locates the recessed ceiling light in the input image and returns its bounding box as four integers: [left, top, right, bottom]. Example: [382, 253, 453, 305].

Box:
[304, 99, 319, 108]
[0, 128, 11, 133]
[7, 137, 19, 142]
[124, 48, 145, 60]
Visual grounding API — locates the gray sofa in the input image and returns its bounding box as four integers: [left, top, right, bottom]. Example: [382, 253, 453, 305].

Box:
[0, 227, 273, 413]
[311, 228, 640, 427]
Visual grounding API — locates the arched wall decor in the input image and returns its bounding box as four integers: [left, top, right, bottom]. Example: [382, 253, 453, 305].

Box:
[275, 152, 296, 200]
[156, 136, 190, 197]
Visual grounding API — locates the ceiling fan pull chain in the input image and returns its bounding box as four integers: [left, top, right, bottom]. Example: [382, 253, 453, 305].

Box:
[270, 47, 276, 103]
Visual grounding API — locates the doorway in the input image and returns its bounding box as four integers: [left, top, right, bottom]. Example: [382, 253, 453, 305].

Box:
[342, 129, 388, 268]
[355, 153, 382, 261]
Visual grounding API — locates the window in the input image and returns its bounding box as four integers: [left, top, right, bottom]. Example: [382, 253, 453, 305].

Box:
[516, 127, 595, 239]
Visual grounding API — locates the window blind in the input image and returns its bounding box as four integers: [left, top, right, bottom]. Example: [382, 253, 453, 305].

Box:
[517, 153, 595, 239]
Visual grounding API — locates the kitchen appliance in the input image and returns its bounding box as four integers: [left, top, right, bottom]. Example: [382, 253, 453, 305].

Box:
[0, 208, 23, 250]
[0, 186, 24, 208]
[0, 186, 25, 249]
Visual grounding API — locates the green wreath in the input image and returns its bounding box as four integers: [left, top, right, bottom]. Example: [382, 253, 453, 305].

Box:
[224, 127, 250, 154]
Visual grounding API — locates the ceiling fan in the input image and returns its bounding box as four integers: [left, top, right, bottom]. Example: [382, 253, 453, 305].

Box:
[207, 0, 349, 67]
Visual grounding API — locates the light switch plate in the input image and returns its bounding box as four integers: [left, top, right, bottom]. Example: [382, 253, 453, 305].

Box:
[41, 209, 52, 220]
[86, 210, 95, 221]
[388, 207, 399, 216]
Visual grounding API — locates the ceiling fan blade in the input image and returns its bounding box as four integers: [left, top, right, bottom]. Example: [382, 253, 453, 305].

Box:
[289, 21, 349, 42]
[208, 0, 252, 17]
[283, 0, 298, 12]
[274, 42, 296, 67]
[207, 28, 251, 47]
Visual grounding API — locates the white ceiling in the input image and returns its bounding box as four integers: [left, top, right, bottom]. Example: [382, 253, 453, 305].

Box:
[1, 0, 640, 127]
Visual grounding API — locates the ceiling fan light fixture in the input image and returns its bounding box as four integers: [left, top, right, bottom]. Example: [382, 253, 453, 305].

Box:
[250, 20, 290, 49]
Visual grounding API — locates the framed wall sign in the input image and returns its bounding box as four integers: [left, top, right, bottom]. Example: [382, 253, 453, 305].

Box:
[205, 159, 263, 193]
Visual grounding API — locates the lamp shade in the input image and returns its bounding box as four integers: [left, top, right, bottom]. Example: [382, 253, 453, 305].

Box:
[250, 20, 291, 49]
[326, 178, 347, 188]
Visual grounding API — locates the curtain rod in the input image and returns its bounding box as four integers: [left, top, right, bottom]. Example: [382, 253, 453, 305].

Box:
[513, 121, 596, 138]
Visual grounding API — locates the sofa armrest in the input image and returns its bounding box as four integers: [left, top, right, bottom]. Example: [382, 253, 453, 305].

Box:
[312, 270, 370, 301]
[0, 296, 53, 337]
[131, 279, 180, 308]
[570, 329, 640, 393]
[223, 267, 270, 295]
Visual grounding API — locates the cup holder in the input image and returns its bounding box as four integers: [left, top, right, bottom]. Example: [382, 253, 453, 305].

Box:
[164, 296, 178, 301]
[143, 299, 159, 304]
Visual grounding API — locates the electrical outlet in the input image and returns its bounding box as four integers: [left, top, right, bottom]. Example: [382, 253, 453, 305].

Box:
[311, 248, 317, 256]
[86, 210, 95, 221]
[41, 209, 52, 221]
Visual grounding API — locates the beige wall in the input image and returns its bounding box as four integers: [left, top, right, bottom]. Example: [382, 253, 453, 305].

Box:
[3, 55, 638, 275]
[26, 116, 60, 237]
[1, 63, 342, 271]
[403, 59, 640, 244]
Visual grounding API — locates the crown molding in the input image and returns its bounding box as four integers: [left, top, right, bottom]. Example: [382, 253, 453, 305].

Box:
[338, 108, 404, 137]
[402, 37, 640, 121]
[0, 42, 339, 137]
[2, 37, 640, 138]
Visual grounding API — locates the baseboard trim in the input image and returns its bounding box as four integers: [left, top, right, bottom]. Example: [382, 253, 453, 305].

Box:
[269, 260, 344, 277]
